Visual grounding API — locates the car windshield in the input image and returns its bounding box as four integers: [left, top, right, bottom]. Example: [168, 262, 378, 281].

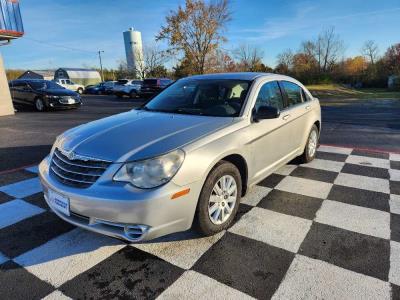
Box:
[29, 81, 64, 90]
[143, 79, 251, 117]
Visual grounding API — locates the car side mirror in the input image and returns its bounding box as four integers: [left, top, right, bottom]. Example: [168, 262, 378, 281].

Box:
[253, 105, 280, 121]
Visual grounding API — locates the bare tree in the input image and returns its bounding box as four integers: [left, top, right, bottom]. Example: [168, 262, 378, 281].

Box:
[234, 44, 264, 72]
[132, 45, 169, 79]
[316, 27, 344, 72]
[362, 40, 379, 65]
[276, 49, 294, 73]
[157, 0, 231, 74]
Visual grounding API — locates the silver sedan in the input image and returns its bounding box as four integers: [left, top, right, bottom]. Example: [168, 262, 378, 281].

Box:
[39, 72, 321, 242]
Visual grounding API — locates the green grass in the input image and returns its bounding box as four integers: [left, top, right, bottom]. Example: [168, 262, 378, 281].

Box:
[306, 84, 400, 100]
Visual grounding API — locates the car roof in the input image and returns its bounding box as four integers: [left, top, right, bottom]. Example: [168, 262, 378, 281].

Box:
[185, 72, 275, 81]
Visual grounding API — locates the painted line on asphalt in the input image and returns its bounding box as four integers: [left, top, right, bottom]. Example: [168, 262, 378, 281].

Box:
[320, 143, 400, 155]
[0, 163, 37, 175]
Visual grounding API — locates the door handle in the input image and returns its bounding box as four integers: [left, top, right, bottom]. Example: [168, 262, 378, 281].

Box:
[305, 105, 311, 110]
[282, 114, 291, 121]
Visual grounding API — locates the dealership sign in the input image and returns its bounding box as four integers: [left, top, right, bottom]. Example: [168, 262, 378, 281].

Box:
[0, 0, 24, 39]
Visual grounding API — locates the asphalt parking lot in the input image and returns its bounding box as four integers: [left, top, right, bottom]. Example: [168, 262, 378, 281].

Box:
[0, 95, 400, 299]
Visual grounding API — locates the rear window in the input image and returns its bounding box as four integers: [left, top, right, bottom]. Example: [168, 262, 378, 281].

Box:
[117, 80, 128, 85]
[143, 79, 157, 85]
[132, 81, 142, 85]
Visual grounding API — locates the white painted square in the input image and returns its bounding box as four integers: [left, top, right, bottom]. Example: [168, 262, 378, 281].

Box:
[390, 169, 400, 181]
[390, 153, 400, 162]
[301, 158, 344, 172]
[25, 165, 39, 174]
[157, 270, 255, 300]
[14, 228, 125, 287]
[390, 241, 400, 286]
[229, 207, 312, 253]
[346, 155, 390, 169]
[133, 231, 224, 270]
[42, 291, 72, 300]
[272, 255, 391, 300]
[0, 199, 45, 229]
[390, 194, 400, 215]
[315, 200, 390, 239]
[0, 251, 8, 265]
[274, 164, 297, 176]
[335, 173, 390, 194]
[241, 185, 271, 206]
[0, 177, 42, 198]
[276, 176, 332, 199]
[318, 145, 352, 155]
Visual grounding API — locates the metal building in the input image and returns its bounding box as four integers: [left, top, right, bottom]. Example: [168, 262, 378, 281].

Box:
[54, 68, 101, 86]
[123, 28, 144, 77]
[19, 70, 54, 81]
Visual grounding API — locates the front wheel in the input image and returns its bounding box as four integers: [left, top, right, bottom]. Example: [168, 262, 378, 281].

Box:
[34, 98, 46, 112]
[193, 161, 242, 236]
[298, 124, 319, 163]
[77, 88, 83, 94]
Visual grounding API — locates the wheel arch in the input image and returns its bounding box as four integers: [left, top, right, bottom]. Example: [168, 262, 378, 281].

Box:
[218, 154, 249, 197]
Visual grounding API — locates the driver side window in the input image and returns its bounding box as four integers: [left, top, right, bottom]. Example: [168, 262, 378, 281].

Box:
[255, 81, 284, 111]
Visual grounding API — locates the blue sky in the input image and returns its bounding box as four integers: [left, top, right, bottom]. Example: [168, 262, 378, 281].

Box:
[1, 0, 400, 70]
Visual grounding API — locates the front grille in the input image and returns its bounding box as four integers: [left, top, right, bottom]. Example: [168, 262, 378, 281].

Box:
[50, 148, 111, 188]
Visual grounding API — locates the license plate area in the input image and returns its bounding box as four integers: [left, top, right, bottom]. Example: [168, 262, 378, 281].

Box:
[48, 189, 70, 216]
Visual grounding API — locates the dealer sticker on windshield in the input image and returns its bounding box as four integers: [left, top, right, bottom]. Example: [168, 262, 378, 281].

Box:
[48, 189, 70, 216]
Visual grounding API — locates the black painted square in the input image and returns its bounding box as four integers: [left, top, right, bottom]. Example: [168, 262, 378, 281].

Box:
[0, 261, 54, 299]
[342, 163, 389, 179]
[391, 181, 400, 195]
[257, 174, 285, 188]
[258, 190, 323, 220]
[0, 191, 13, 204]
[316, 151, 348, 162]
[327, 185, 389, 211]
[351, 149, 389, 159]
[391, 161, 400, 170]
[0, 211, 74, 258]
[232, 203, 253, 225]
[60, 246, 184, 300]
[391, 214, 400, 243]
[290, 166, 338, 183]
[193, 232, 294, 299]
[299, 222, 390, 281]
[0, 170, 37, 187]
[24, 192, 48, 210]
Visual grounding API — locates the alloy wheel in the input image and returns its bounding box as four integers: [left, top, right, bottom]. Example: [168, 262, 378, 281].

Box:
[308, 129, 318, 157]
[208, 175, 237, 225]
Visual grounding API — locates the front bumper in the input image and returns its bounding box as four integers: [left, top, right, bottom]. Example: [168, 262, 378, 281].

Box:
[39, 156, 202, 242]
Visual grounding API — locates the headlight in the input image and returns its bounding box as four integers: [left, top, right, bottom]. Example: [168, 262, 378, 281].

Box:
[113, 149, 185, 189]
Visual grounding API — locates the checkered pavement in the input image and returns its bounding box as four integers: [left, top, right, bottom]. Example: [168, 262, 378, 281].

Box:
[1, 145, 400, 299]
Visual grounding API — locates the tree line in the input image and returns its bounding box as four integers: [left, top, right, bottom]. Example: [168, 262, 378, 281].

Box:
[6, 0, 400, 88]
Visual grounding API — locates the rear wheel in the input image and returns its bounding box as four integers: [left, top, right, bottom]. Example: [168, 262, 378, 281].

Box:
[77, 88, 83, 94]
[193, 161, 241, 236]
[34, 98, 46, 112]
[299, 124, 319, 163]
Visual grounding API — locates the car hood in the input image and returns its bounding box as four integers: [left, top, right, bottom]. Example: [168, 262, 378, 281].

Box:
[45, 89, 79, 96]
[57, 110, 233, 162]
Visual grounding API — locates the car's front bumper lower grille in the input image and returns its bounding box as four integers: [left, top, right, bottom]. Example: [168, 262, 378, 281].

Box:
[50, 149, 111, 188]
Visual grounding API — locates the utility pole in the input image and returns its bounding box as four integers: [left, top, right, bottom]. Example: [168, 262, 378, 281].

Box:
[98, 50, 104, 82]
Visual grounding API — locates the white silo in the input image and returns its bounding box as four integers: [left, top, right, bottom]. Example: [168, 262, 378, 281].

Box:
[123, 28, 144, 76]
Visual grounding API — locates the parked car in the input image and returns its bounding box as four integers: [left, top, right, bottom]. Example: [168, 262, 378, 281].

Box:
[54, 78, 85, 94]
[39, 73, 321, 242]
[113, 79, 142, 98]
[9, 79, 81, 111]
[85, 81, 116, 95]
[139, 78, 173, 98]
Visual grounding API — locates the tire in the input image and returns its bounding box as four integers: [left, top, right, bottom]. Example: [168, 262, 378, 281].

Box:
[298, 124, 319, 163]
[129, 90, 137, 98]
[193, 161, 242, 236]
[77, 88, 83, 94]
[34, 98, 46, 112]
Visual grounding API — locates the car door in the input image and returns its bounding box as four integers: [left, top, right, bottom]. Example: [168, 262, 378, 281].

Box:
[249, 80, 296, 181]
[279, 81, 311, 150]
[10, 82, 30, 105]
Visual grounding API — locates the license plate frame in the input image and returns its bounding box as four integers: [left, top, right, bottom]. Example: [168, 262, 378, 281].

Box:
[48, 189, 70, 216]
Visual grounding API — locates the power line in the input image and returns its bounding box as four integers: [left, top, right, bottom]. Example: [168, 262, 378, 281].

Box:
[24, 37, 97, 55]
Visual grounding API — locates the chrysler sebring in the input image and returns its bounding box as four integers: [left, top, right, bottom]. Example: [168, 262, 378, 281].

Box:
[39, 73, 321, 242]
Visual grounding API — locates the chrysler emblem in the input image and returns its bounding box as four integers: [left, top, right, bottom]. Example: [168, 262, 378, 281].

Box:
[67, 151, 76, 160]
